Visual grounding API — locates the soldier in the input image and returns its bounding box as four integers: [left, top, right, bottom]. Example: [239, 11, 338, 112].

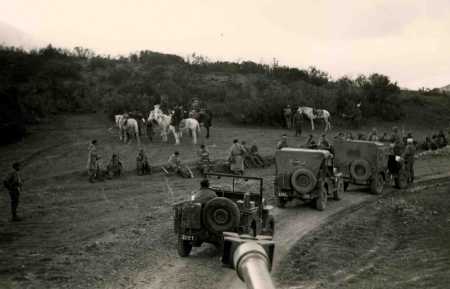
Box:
[167, 151, 193, 178]
[379, 132, 389, 142]
[241, 141, 255, 168]
[283, 105, 293, 129]
[293, 111, 303, 136]
[318, 134, 331, 151]
[106, 153, 123, 178]
[250, 144, 266, 168]
[87, 140, 101, 183]
[437, 130, 448, 148]
[191, 179, 217, 203]
[304, 134, 314, 148]
[346, 132, 354, 141]
[390, 127, 404, 155]
[334, 132, 346, 141]
[136, 149, 151, 175]
[197, 144, 211, 176]
[228, 139, 245, 175]
[367, 128, 379, 141]
[276, 134, 289, 150]
[3, 162, 23, 221]
[403, 138, 416, 183]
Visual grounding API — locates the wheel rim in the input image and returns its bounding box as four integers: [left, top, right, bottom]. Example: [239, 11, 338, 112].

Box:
[214, 209, 229, 225]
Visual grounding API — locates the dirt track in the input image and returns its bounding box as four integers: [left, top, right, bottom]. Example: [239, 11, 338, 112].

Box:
[1, 114, 449, 289]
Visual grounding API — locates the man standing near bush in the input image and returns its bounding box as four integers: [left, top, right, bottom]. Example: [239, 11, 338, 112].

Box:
[3, 162, 23, 221]
[283, 105, 293, 129]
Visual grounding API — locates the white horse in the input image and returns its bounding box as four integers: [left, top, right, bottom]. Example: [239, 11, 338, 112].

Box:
[298, 106, 331, 131]
[148, 105, 201, 145]
[115, 114, 141, 145]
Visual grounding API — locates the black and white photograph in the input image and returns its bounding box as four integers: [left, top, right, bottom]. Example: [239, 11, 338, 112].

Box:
[1, 1, 449, 288]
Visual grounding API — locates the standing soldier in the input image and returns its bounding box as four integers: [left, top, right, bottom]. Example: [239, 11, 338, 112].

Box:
[3, 162, 23, 221]
[293, 111, 303, 136]
[197, 144, 211, 176]
[87, 140, 101, 182]
[283, 105, 293, 129]
[106, 153, 123, 179]
[228, 139, 245, 175]
[403, 138, 416, 183]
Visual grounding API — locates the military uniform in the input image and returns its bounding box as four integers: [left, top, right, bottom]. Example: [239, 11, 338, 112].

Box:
[136, 151, 151, 175]
[228, 143, 245, 175]
[197, 148, 211, 175]
[3, 169, 23, 221]
[293, 112, 303, 136]
[283, 106, 293, 129]
[106, 154, 123, 178]
[403, 143, 416, 183]
[87, 144, 100, 182]
[277, 139, 288, 150]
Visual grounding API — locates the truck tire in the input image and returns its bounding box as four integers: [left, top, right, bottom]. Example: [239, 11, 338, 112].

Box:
[350, 159, 371, 181]
[291, 168, 317, 194]
[370, 173, 385, 194]
[203, 197, 240, 233]
[315, 184, 327, 211]
[177, 235, 192, 257]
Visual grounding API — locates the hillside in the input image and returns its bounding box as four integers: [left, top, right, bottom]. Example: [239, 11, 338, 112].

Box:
[0, 21, 41, 49]
[440, 84, 450, 92]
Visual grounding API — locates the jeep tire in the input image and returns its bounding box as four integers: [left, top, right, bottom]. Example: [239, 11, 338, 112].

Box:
[177, 235, 192, 257]
[203, 197, 240, 233]
[315, 184, 327, 211]
[291, 168, 317, 193]
[350, 159, 371, 181]
[370, 173, 385, 194]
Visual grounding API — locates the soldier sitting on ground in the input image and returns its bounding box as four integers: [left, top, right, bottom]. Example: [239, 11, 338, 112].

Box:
[346, 132, 354, 140]
[379, 132, 389, 142]
[357, 133, 366, 140]
[106, 153, 123, 178]
[250, 144, 266, 168]
[241, 141, 257, 168]
[136, 149, 151, 175]
[367, 128, 379, 141]
[276, 134, 289, 150]
[166, 151, 193, 178]
[304, 134, 314, 148]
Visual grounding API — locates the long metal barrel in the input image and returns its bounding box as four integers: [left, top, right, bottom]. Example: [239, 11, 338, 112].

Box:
[233, 241, 276, 289]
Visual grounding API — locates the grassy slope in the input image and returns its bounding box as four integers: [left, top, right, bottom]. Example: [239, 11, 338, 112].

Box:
[275, 183, 450, 289]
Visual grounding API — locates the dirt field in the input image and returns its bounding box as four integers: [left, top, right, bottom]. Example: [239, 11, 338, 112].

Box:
[275, 180, 450, 289]
[0, 114, 449, 289]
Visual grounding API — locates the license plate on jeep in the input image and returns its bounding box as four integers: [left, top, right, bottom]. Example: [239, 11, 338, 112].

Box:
[181, 234, 195, 241]
[278, 192, 288, 197]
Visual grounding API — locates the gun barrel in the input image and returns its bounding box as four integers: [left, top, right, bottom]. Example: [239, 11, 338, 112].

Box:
[234, 241, 276, 289]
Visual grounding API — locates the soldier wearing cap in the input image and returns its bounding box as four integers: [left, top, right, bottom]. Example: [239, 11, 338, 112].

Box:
[403, 138, 416, 183]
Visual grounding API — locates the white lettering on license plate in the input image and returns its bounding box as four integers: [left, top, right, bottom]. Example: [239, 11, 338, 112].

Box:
[182, 235, 195, 241]
[278, 192, 288, 197]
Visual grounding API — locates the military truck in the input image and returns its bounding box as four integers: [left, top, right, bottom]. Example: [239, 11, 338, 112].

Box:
[333, 140, 390, 194]
[173, 172, 274, 257]
[274, 148, 343, 210]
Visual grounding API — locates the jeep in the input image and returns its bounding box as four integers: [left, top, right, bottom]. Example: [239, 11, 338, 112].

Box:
[333, 140, 390, 194]
[274, 148, 343, 210]
[173, 172, 275, 257]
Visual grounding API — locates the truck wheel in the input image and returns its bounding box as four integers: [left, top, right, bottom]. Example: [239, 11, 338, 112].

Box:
[315, 185, 327, 211]
[177, 235, 192, 257]
[203, 197, 240, 233]
[350, 159, 371, 181]
[370, 173, 385, 194]
[291, 168, 317, 193]
[276, 197, 287, 208]
[334, 179, 343, 200]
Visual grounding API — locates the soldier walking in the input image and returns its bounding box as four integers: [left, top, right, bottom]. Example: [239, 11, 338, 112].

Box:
[3, 162, 23, 221]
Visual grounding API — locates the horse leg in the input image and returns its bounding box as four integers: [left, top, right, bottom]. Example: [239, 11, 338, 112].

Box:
[192, 129, 197, 145]
[310, 118, 315, 131]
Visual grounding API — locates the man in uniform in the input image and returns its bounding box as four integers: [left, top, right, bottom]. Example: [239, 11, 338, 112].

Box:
[293, 111, 303, 136]
[228, 139, 245, 175]
[106, 153, 123, 178]
[283, 105, 293, 129]
[136, 149, 151, 175]
[403, 138, 416, 183]
[167, 151, 193, 178]
[368, 128, 379, 141]
[191, 179, 217, 203]
[197, 144, 211, 176]
[318, 134, 331, 151]
[277, 134, 289, 150]
[3, 162, 23, 221]
[390, 127, 404, 155]
[87, 140, 101, 182]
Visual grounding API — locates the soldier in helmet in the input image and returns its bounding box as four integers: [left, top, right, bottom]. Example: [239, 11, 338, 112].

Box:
[3, 162, 23, 221]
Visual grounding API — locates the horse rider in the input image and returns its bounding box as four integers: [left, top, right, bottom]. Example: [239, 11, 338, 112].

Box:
[403, 138, 416, 183]
[136, 149, 151, 175]
[87, 140, 101, 182]
[3, 162, 23, 222]
[283, 105, 293, 129]
[191, 179, 217, 203]
[106, 153, 123, 178]
[277, 134, 289, 150]
[228, 139, 245, 175]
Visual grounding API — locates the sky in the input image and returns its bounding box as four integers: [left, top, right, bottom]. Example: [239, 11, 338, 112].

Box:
[1, 0, 449, 89]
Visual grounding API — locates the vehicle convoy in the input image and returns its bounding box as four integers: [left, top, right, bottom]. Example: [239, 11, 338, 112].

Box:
[173, 172, 275, 257]
[274, 148, 343, 211]
[333, 140, 391, 194]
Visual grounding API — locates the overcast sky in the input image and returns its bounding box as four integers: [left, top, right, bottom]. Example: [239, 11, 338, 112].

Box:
[1, 0, 449, 89]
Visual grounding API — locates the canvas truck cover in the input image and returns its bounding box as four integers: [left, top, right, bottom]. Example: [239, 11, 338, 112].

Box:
[333, 140, 388, 172]
[275, 148, 331, 176]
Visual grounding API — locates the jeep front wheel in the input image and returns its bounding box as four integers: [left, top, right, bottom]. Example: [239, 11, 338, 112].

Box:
[315, 185, 327, 211]
[370, 173, 385, 194]
[177, 235, 192, 257]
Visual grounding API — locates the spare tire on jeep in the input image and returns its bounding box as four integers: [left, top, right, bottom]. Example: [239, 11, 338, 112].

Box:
[350, 159, 371, 181]
[203, 197, 240, 233]
[291, 168, 317, 193]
